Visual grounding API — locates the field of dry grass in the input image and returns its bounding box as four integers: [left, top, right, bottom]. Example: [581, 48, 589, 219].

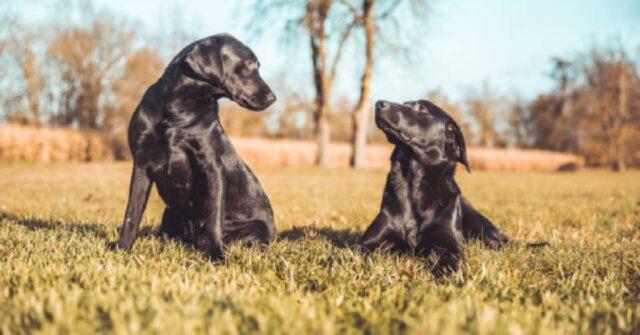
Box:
[0, 124, 114, 162]
[0, 124, 583, 171]
[0, 163, 638, 334]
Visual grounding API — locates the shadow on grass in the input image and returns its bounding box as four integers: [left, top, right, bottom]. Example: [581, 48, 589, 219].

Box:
[0, 210, 156, 240]
[1, 210, 364, 250]
[278, 226, 362, 249]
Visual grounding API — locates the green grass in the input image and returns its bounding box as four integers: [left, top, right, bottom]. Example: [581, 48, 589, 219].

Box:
[0, 163, 638, 334]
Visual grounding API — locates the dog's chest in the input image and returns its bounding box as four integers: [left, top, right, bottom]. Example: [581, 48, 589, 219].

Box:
[398, 187, 441, 248]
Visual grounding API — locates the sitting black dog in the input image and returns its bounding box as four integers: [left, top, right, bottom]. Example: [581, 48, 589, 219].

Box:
[110, 34, 277, 259]
[360, 99, 510, 275]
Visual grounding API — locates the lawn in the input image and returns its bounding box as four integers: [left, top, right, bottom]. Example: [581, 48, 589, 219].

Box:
[0, 163, 638, 334]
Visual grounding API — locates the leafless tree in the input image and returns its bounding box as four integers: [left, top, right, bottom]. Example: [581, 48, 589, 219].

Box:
[577, 46, 639, 170]
[465, 84, 505, 148]
[506, 95, 533, 148]
[48, 15, 134, 129]
[529, 43, 640, 170]
[348, 0, 375, 167]
[251, 0, 357, 166]
[348, 0, 429, 167]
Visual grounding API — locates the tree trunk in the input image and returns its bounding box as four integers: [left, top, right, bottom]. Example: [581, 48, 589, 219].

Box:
[316, 104, 331, 166]
[613, 57, 628, 171]
[350, 0, 375, 168]
[308, 3, 332, 167]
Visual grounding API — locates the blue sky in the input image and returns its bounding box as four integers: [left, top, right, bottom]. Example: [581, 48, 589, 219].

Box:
[12, 0, 640, 103]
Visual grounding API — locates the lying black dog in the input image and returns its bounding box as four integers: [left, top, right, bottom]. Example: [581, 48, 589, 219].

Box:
[360, 99, 509, 275]
[110, 34, 276, 259]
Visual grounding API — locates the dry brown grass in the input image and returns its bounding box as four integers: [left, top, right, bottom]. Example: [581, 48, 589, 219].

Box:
[0, 124, 113, 162]
[231, 138, 583, 171]
[0, 124, 583, 171]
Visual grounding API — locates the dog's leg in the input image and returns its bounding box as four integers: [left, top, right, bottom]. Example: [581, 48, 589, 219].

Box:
[360, 211, 404, 253]
[158, 207, 199, 244]
[158, 207, 183, 239]
[418, 196, 465, 276]
[460, 196, 509, 249]
[223, 219, 274, 247]
[110, 164, 152, 251]
[193, 163, 225, 260]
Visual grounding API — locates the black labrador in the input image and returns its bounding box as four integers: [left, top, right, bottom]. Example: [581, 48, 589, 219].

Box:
[109, 33, 276, 259]
[360, 99, 510, 275]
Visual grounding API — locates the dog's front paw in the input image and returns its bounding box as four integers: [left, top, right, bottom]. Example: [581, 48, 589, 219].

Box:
[203, 246, 225, 261]
[196, 235, 225, 261]
[485, 230, 510, 250]
[356, 243, 373, 255]
[107, 241, 122, 251]
[431, 253, 461, 277]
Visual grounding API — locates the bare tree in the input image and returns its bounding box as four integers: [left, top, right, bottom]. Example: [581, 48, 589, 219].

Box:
[304, 1, 356, 166]
[348, 0, 428, 167]
[551, 57, 577, 152]
[273, 90, 313, 139]
[251, 0, 357, 166]
[578, 46, 638, 170]
[506, 95, 532, 148]
[0, 4, 50, 125]
[529, 43, 640, 170]
[465, 84, 505, 148]
[349, 0, 374, 167]
[0, 32, 49, 125]
[48, 16, 133, 129]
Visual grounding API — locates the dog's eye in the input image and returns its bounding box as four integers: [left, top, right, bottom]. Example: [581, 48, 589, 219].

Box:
[245, 60, 258, 71]
[447, 124, 455, 132]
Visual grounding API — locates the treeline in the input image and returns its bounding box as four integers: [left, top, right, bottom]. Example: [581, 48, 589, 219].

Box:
[222, 44, 640, 171]
[525, 51, 640, 170]
[1, 4, 639, 169]
[0, 11, 162, 159]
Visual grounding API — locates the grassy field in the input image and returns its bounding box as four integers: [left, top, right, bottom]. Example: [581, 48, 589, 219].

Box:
[0, 163, 638, 334]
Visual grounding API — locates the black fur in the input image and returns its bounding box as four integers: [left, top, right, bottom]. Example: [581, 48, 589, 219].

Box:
[109, 34, 277, 259]
[360, 100, 509, 275]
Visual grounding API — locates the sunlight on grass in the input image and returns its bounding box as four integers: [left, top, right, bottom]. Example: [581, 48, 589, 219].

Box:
[0, 163, 638, 334]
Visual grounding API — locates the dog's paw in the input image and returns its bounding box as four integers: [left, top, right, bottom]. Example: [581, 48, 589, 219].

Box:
[203, 245, 225, 262]
[431, 253, 461, 277]
[196, 235, 225, 261]
[355, 244, 373, 255]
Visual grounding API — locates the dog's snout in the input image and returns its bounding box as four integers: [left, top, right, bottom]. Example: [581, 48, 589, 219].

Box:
[266, 92, 276, 104]
[376, 100, 389, 110]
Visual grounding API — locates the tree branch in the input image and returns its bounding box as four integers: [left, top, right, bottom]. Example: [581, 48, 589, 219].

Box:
[328, 20, 356, 83]
[375, 0, 402, 20]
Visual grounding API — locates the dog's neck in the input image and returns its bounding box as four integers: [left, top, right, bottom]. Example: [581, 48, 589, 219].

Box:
[390, 146, 460, 197]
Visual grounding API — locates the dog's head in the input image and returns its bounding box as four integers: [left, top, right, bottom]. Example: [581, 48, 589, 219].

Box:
[375, 99, 470, 172]
[183, 33, 276, 111]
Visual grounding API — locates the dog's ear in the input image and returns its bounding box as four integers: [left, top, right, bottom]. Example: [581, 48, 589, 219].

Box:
[453, 125, 471, 172]
[184, 39, 224, 85]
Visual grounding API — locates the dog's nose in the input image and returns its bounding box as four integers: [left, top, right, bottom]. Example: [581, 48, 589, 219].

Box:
[266, 92, 276, 104]
[376, 100, 389, 109]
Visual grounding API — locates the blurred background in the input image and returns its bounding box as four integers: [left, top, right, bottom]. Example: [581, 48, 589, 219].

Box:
[0, 0, 639, 171]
